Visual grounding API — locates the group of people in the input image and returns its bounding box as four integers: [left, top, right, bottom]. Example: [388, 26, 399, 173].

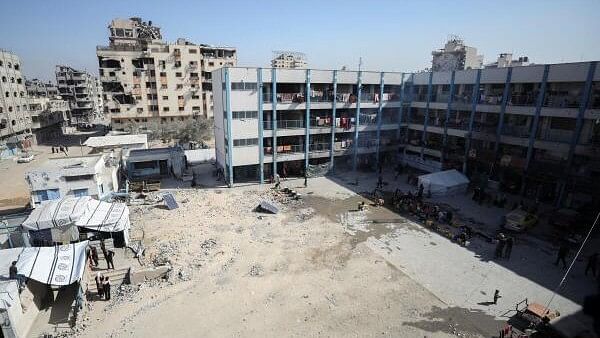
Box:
[390, 187, 453, 225]
[88, 240, 116, 270]
[94, 273, 111, 301]
[494, 233, 515, 259]
[51, 145, 69, 155]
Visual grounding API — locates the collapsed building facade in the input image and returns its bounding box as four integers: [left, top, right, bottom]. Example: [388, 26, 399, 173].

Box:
[96, 17, 237, 132]
[212, 62, 600, 208]
[55, 65, 103, 124]
[0, 49, 33, 156]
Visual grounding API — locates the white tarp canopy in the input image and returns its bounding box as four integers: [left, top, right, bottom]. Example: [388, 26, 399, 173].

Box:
[417, 169, 470, 197]
[0, 241, 88, 286]
[22, 196, 130, 233]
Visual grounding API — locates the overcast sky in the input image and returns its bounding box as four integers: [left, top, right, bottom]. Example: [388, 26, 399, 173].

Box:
[1, 0, 599, 81]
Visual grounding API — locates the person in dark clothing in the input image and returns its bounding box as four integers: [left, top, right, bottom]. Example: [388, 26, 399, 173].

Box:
[106, 249, 115, 269]
[103, 277, 111, 300]
[394, 164, 403, 180]
[95, 273, 104, 299]
[51, 146, 55, 154]
[493, 289, 501, 305]
[504, 237, 514, 260]
[554, 243, 570, 268]
[495, 234, 506, 259]
[90, 246, 99, 267]
[9, 261, 17, 279]
[377, 176, 383, 189]
[418, 184, 424, 199]
[586, 252, 599, 277]
[304, 174, 308, 188]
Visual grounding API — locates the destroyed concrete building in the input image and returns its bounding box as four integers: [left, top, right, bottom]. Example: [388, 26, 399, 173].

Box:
[213, 61, 600, 208]
[0, 49, 33, 156]
[431, 36, 484, 72]
[96, 17, 237, 132]
[25, 78, 59, 98]
[55, 65, 104, 124]
[27, 97, 69, 144]
[25, 154, 120, 206]
[485, 53, 532, 69]
[123, 146, 186, 181]
[271, 51, 308, 69]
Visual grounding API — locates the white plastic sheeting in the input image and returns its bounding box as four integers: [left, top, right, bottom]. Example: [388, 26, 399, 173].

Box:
[0, 241, 88, 286]
[22, 196, 130, 233]
[417, 169, 470, 197]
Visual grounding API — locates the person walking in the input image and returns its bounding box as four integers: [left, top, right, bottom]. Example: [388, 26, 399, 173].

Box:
[95, 273, 104, 299]
[585, 252, 598, 277]
[304, 174, 308, 188]
[106, 249, 115, 269]
[418, 184, 424, 200]
[9, 261, 18, 279]
[103, 277, 111, 301]
[554, 242, 570, 268]
[90, 246, 99, 267]
[504, 237, 514, 260]
[493, 289, 501, 305]
[495, 233, 506, 259]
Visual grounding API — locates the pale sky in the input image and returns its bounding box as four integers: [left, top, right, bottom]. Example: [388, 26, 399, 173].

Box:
[1, 0, 599, 81]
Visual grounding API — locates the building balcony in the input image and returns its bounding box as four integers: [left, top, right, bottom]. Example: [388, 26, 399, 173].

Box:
[263, 144, 304, 155]
[509, 94, 536, 106]
[264, 119, 305, 130]
[538, 129, 573, 143]
[543, 95, 581, 108]
[502, 125, 530, 138]
[478, 94, 503, 105]
[309, 143, 331, 152]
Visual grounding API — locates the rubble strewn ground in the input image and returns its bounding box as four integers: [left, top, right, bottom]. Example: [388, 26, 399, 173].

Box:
[64, 171, 595, 337]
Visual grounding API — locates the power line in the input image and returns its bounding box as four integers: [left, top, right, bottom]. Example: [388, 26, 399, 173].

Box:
[543, 210, 600, 314]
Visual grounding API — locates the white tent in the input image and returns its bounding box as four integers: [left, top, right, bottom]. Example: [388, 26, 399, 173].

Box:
[417, 169, 470, 197]
[0, 241, 88, 286]
[22, 196, 130, 233]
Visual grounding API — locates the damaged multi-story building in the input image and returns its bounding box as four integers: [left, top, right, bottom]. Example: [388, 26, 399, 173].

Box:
[431, 36, 484, 72]
[213, 61, 600, 209]
[1, 49, 33, 155]
[55, 65, 103, 124]
[27, 97, 69, 144]
[96, 17, 237, 132]
[25, 78, 59, 98]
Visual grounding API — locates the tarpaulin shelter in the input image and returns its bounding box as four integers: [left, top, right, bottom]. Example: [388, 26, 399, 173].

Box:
[22, 196, 130, 246]
[417, 169, 470, 197]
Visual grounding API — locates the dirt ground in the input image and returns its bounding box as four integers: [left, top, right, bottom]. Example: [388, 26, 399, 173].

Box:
[73, 178, 493, 338]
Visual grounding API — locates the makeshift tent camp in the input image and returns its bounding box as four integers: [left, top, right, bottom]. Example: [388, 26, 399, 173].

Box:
[417, 169, 470, 197]
[22, 196, 130, 245]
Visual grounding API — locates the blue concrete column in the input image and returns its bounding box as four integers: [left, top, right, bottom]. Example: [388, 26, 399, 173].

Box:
[257, 68, 264, 184]
[463, 69, 482, 174]
[493, 67, 513, 156]
[352, 71, 362, 172]
[272, 69, 277, 176]
[404, 74, 416, 158]
[375, 72, 384, 168]
[421, 72, 434, 158]
[524, 64, 550, 172]
[567, 61, 597, 168]
[305, 69, 311, 172]
[330, 70, 338, 171]
[441, 71, 456, 164]
[224, 68, 234, 187]
[396, 72, 406, 141]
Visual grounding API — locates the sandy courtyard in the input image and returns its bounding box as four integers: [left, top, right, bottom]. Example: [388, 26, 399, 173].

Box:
[71, 176, 501, 338]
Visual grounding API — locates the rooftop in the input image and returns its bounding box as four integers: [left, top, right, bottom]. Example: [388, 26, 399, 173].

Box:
[84, 134, 148, 148]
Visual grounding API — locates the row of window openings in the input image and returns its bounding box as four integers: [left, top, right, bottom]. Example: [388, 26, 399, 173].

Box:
[0, 61, 20, 70]
[113, 116, 188, 124]
[0, 104, 28, 113]
[145, 95, 200, 100]
[4, 91, 26, 98]
[135, 105, 202, 113]
[1, 76, 22, 84]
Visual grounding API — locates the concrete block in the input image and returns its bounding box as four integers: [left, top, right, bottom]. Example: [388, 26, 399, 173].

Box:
[130, 265, 171, 285]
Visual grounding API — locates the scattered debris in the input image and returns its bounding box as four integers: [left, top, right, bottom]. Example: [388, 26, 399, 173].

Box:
[162, 192, 179, 210]
[257, 201, 279, 214]
[248, 264, 264, 277]
[296, 207, 315, 221]
[200, 238, 217, 250]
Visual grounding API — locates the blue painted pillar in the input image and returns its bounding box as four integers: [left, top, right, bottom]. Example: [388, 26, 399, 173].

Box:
[524, 65, 550, 172]
[376, 72, 384, 168]
[257, 68, 264, 184]
[396, 72, 406, 141]
[441, 71, 456, 164]
[403, 74, 416, 158]
[567, 61, 597, 168]
[330, 70, 338, 171]
[463, 69, 482, 174]
[421, 72, 434, 158]
[493, 67, 513, 156]
[272, 69, 277, 176]
[305, 69, 311, 172]
[353, 71, 362, 172]
[224, 68, 234, 187]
